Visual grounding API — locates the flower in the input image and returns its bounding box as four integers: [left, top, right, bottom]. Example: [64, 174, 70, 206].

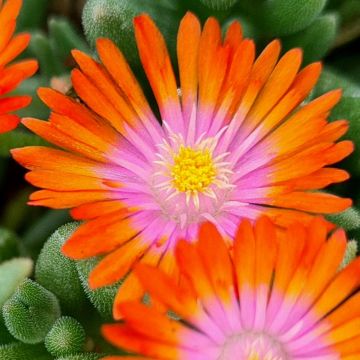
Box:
[12, 12, 352, 314]
[102, 217, 360, 359]
[0, 0, 38, 133]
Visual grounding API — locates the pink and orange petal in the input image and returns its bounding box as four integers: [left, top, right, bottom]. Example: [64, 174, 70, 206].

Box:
[103, 218, 360, 359]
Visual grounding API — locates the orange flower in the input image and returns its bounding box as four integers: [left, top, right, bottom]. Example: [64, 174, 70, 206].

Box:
[103, 217, 360, 359]
[0, 0, 38, 133]
[12, 13, 352, 314]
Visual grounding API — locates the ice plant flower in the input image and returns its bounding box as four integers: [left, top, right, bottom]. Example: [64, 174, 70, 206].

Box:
[103, 217, 360, 360]
[0, 0, 38, 133]
[12, 13, 352, 311]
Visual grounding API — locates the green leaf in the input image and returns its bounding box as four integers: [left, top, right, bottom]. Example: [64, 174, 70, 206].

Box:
[282, 13, 339, 64]
[329, 97, 360, 175]
[82, 0, 181, 67]
[76, 258, 120, 320]
[0, 343, 51, 360]
[222, 15, 258, 40]
[0, 228, 20, 262]
[2, 279, 61, 344]
[48, 17, 90, 60]
[29, 31, 65, 78]
[0, 315, 14, 345]
[340, 240, 358, 269]
[312, 67, 360, 99]
[259, 0, 327, 36]
[16, 0, 49, 30]
[0, 258, 33, 308]
[199, 0, 238, 11]
[35, 222, 87, 315]
[0, 130, 47, 157]
[56, 354, 103, 360]
[327, 207, 360, 231]
[45, 317, 86, 357]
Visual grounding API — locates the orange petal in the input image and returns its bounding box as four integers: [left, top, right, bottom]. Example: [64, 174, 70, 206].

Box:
[22, 118, 108, 162]
[113, 272, 144, 320]
[177, 12, 201, 120]
[286, 168, 350, 191]
[102, 324, 179, 359]
[243, 48, 302, 132]
[314, 257, 360, 317]
[11, 146, 98, 176]
[326, 292, 360, 328]
[175, 239, 214, 300]
[116, 301, 181, 344]
[25, 170, 107, 191]
[89, 236, 148, 288]
[0, 33, 30, 67]
[254, 216, 277, 285]
[0, 113, 19, 133]
[62, 212, 139, 259]
[71, 68, 126, 134]
[303, 228, 347, 300]
[134, 262, 196, 318]
[134, 14, 182, 130]
[37, 88, 118, 142]
[273, 222, 305, 292]
[238, 39, 281, 118]
[0, 0, 22, 23]
[28, 189, 112, 209]
[0, 95, 31, 113]
[233, 218, 256, 289]
[70, 201, 127, 220]
[197, 222, 233, 302]
[224, 20, 243, 54]
[266, 191, 352, 214]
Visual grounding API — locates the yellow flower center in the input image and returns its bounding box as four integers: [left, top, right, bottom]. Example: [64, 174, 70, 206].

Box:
[247, 354, 260, 360]
[171, 146, 216, 193]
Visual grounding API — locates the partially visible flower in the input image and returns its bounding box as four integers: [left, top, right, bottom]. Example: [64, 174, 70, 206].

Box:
[103, 217, 360, 360]
[0, 0, 38, 133]
[12, 12, 352, 313]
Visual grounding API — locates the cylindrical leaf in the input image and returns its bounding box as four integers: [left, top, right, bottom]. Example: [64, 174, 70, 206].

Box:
[0, 343, 51, 360]
[45, 317, 86, 357]
[82, 0, 180, 67]
[76, 258, 120, 320]
[35, 222, 87, 315]
[2, 279, 61, 344]
[0, 258, 33, 308]
[282, 13, 339, 64]
[0, 228, 19, 262]
[259, 0, 327, 36]
[199, 0, 238, 11]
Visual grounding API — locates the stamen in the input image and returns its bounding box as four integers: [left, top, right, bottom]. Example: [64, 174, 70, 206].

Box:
[171, 146, 217, 193]
[151, 127, 235, 225]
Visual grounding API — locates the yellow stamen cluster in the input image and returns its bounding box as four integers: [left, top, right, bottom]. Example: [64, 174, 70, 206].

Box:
[171, 146, 216, 193]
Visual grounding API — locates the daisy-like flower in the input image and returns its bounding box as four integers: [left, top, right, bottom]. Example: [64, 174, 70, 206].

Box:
[103, 217, 360, 360]
[0, 0, 38, 133]
[12, 13, 352, 312]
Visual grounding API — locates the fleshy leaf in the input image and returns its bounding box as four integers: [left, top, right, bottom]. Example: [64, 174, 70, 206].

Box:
[0, 258, 33, 308]
[76, 258, 121, 320]
[35, 222, 87, 314]
[0, 228, 20, 262]
[2, 279, 61, 344]
[45, 316, 86, 357]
